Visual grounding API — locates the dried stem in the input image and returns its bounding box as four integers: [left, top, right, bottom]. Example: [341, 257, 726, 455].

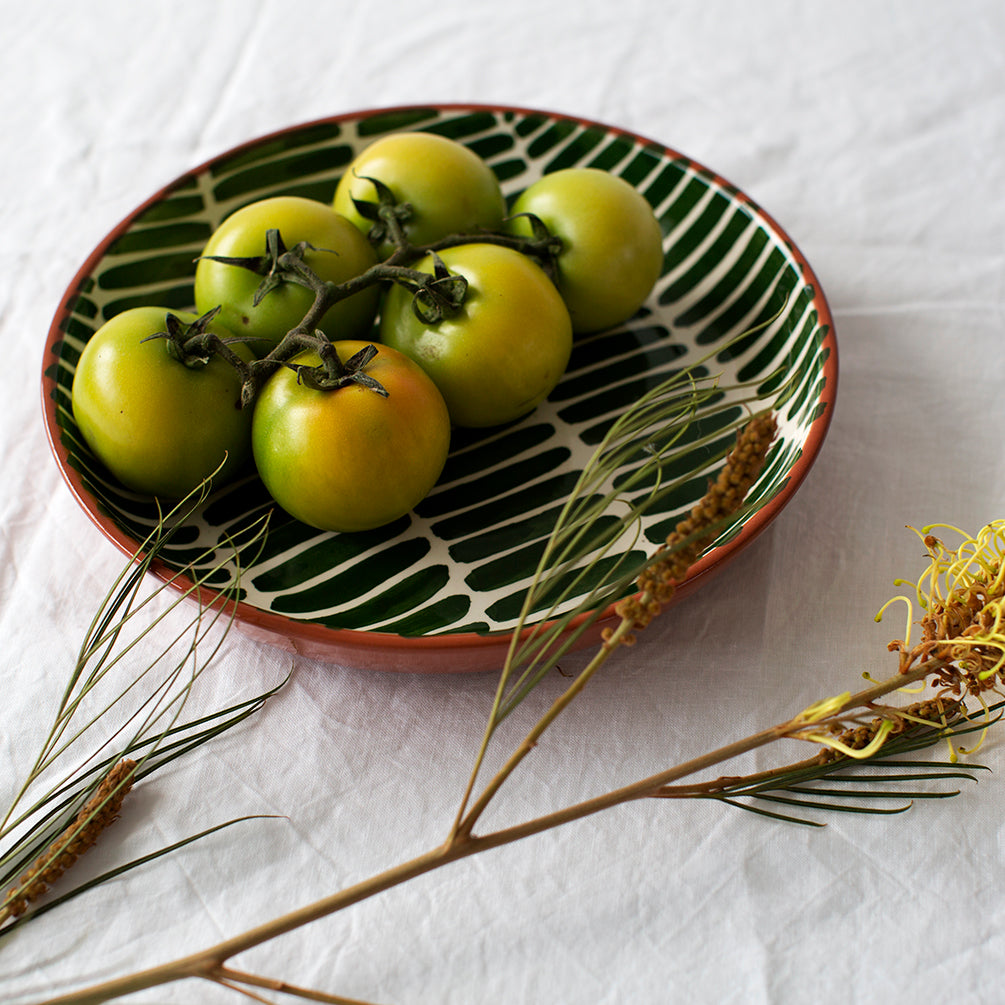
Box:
[29, 513, 999, 1005]
[450, 412, 778, 841]
[210, 965, 384, 1005]
[20, 372, 1005, 1003]
[35, 662, 940, 1005]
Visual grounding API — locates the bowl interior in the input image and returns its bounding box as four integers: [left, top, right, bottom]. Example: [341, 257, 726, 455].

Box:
[43, 105, 836, 668]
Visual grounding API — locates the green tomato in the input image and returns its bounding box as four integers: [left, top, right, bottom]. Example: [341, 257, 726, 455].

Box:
[71, 307, 254, 498]
[379, 243, 573, 428]
[507, 167, 664, 334]
[333, 132, 506, 257]
[251, 341, 451, 533]
[194, 196, 380, 352]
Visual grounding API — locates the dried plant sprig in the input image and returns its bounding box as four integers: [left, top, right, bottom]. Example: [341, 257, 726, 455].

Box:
[492, 391, 763, 722]
[32, 647, 1001, 1005]
[653, 696, 983, 826]
[25, 375, 1005, 1001]
[28, 509, 1005, 1003]
[0, 674, 285, 913]
[1, 759, 135, 923]
[503, 339, 788, 670]
[454, 317, 794, 828]
[451, 410, 778, 842]
[0, 480, 285, 935]
[1, 483, 246, 840]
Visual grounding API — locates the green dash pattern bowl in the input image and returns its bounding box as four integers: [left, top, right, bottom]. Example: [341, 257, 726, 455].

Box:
[42, 104, 836, 673]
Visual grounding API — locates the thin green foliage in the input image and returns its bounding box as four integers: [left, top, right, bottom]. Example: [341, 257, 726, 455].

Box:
[496, 327, 793, 716]
[700, 701, 998, 826]
[498, 415, 768, 709]
[0, 481, 285, 930]
[0, 815, 280, 934]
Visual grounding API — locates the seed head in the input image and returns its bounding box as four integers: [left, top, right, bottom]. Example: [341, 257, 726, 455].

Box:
[2, 759, 136, 921]
[608, 411, 777, 641]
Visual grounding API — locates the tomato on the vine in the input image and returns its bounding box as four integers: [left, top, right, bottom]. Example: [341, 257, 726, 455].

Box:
[506, 167, 664, 334]
[378, 243, 573, 429]
[71, 307, 255, 498]
[251, 341, 451, 533]
[194, 196, 380, 352]
[333, 132, 506, 257]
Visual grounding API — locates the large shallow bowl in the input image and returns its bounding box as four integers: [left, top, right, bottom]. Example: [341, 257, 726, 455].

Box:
[42, 104, 836, 673]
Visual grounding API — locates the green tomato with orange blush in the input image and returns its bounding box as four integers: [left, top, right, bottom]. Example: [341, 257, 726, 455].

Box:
[251, 341, 451, 533]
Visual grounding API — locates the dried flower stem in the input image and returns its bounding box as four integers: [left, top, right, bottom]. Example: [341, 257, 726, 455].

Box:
[613, 409, 778, 640]
[0, 759, 135, 924]
[0, 499, 279, 944]
[35, 662, 944, 1005]
[452, 412, 777, 840]
[32, 486, 1005, 1005]
[27, 459, 1005, 1002]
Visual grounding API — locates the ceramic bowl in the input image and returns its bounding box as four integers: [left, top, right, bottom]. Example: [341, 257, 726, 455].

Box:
[42, 104, 837, 672]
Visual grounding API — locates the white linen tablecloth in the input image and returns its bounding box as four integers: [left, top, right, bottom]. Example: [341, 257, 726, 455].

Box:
[3, 1, 1004, 1002]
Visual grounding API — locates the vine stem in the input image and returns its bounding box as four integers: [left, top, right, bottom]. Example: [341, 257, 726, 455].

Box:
[36, 662, 935, 1005]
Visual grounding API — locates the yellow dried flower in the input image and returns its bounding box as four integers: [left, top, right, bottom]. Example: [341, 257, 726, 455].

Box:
[817, 698, 961, 762]
[878, 520, 1005, 696]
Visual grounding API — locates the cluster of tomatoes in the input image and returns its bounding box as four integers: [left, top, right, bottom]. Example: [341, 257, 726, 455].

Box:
[71, 132, 665, 533]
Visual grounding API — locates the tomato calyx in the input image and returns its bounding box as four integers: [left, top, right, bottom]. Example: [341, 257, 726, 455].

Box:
[345, 172, 563, 280]
[198, 228, 326, 307]
[391, 253, 469, 324]
[201, 227, 466, 332]
[347, 173, 413, 250]
[495, 212, 564, 283]
[143, 307, 251, 374]
[293, 342, 389, 397]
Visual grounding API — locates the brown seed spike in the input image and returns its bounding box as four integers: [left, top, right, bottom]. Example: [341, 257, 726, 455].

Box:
[618, 412, 778, 631]
[1, 759, 136, 922]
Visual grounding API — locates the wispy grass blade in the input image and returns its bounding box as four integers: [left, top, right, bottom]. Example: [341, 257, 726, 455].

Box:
[496, 391, 778, 711]
[687, 700, 994, 827]
[780, 785, 962, 799]
[0, 480, 284, 930]
[0, 490, 207, 837]
[715, 796, 827, 828]
[862, 761, 992, 772]
[452, 315, 790, 836]
[751, 794, 914, 816]
[0, 816, 279, 935]
[1, 511, 269, 841]
[0, 676, 288, 889]
[789, 770, 983, 783]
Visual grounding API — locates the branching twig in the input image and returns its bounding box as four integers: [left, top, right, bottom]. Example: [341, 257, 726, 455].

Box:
[32, 660, 960, 1005]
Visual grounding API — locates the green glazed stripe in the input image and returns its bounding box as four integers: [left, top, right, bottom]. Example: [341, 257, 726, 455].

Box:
[47, 106, 833, 639]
